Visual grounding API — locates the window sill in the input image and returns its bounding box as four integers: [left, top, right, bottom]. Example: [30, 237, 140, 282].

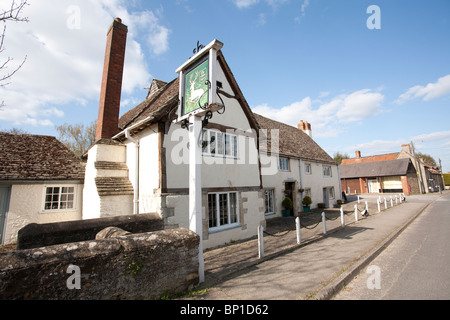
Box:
[209, 223, 241, 234]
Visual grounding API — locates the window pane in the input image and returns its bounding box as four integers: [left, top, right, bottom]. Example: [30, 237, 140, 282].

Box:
[219, 193, 228, 225]
[225, 134, 231, 156]
[229, 193, 237, 223]
[233, 136, 238, 158]
[217, 132, 224, 155]
[202, 130, 209, 153]
[210, 131, 216, 155]
[208, 194, 217, 228]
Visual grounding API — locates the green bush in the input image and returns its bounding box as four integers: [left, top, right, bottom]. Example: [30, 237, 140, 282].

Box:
[302, 196, 312, 206]
[281, 197, 293, 210]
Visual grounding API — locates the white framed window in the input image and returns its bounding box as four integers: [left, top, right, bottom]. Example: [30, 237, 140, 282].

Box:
[278, 157, 289, 171]
[43, 185, 76, 211]
[264, 189, 275, 215]
[208, 192, 240, 232]
[329, 187, 335, 200]
[323, 165, 332, 177]
[305, 163, 312, 175]
[202, 129, 238, 158]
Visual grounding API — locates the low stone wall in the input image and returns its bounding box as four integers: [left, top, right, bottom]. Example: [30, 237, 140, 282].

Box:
[0, 228, 199, 299]
[17, 212, 164, 250]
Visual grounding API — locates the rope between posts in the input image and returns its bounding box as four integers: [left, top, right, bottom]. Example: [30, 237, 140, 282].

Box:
[263, 230, 291, 237]
[325, 214, 340, 221]
[300, 219, 322, 230]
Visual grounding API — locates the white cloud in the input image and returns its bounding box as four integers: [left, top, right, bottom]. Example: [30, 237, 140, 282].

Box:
[231, 0, 288, 9]
[252, 89, 384, 138]
[0, 0, 165, 127]
[232, 0, 260, 9]
[395, 74, 450, 104]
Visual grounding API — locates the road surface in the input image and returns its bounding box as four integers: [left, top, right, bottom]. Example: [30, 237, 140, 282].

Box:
[333, 193, 450, 300]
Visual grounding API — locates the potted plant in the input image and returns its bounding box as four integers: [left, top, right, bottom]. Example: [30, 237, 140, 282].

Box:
[281, 197, 293, 217]
[302, 196, 312, 213]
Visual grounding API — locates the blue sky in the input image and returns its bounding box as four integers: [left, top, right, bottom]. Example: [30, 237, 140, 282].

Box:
[1, 0, 449, 171]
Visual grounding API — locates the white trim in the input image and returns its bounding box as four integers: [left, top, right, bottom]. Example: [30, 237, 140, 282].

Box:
[208, 191, 240, 233]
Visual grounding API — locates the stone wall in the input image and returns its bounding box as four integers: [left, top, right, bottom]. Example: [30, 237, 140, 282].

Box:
[0, 228, 199, 299]
[17, 212, 163, 250]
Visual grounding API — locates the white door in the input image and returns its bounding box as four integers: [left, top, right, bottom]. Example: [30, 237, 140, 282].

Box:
[0, 186, 11, 244]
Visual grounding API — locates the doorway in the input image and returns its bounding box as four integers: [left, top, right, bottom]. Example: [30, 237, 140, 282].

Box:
[322, 187, 329, 208]
[284, 182, 295, 216]
[0, 186, 11, 244]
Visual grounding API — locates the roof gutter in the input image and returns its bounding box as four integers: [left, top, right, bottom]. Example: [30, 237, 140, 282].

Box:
[112, 115, 155, 141]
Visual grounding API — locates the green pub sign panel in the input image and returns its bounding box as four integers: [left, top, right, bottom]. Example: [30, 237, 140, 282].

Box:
[183, 58, 209, 115]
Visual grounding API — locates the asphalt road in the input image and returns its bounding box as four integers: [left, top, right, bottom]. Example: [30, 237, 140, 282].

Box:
[333, 192, 450, 300]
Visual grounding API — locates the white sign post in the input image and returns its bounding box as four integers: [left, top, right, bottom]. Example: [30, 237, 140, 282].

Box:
[175, 39, 224, 284]
[189, 113, 204, 283]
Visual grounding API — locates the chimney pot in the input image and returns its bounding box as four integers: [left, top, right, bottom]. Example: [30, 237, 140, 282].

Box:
[355, 150, 361, 159]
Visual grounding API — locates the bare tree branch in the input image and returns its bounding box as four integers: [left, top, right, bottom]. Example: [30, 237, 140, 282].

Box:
[0, 0, 29, 107]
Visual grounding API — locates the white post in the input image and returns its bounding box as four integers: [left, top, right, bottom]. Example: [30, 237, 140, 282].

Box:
[395, 195, 398, 205]
[322, 211, 327, 234]
[340, 206, 345, 227]
[354, 204, 358, 222]
[258, 225, 264, 259]
[384, 197, 387, 209]
[377, 199, 381, 213]
[390, 196, 393, 207]
[348, 187, 350, 194]
[400, 194, 403, 203]
[357, 195, 360, 203]
[365, 201, 369, 212]
[296, 217, 301, 244]
[189, 114, 204, 283]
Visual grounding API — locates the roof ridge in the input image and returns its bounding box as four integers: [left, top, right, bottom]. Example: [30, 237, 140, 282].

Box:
[120, 77, 177, 130]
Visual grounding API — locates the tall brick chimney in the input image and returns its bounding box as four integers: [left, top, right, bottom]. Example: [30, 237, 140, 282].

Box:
[355, 150, 361, 159]
[95, 18, 128, 141]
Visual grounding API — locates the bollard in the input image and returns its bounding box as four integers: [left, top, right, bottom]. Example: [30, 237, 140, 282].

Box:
[322, 211, 327, 234]
[400, 194, 403, 203]
[395, 195, 398, 205]
[354, 204, 358, 222]
[365, 201, 369, 212]
[384, 197, 387, 209]
[357, 195, 360, 203]
[390, 197, 393, 207]
[377, 199, 381, 213]
[340, 206, 345, 227]
[296, 217, 301, 244]
[258, 225, 264, 259]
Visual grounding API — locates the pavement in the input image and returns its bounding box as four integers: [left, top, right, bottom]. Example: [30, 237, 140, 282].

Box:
[182, 191, 445, 300]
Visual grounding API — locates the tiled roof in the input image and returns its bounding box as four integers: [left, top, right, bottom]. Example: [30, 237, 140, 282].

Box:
[253, 113, 336, 164]
[340, 158, 412, 179]
[0, 133, 85, 181]
[118, 77, 179, 130]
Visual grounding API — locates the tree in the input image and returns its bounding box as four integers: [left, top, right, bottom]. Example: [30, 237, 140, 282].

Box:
[56, 121, 97, 158]
[333, 152, 350, 164]
[415, 152, 437, 167]
[1, 0, 29, 107]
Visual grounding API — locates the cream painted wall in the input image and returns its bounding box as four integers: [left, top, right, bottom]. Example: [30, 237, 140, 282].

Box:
[124, 125, 161, 214]
[3, 183, 83, 244]
[261, 154, 341, 217]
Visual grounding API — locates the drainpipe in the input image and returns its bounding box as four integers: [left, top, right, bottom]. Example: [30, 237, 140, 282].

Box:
[125, 128, 139, 215]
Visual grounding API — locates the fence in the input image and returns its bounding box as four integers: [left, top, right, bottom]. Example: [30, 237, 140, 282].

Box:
[257, 194, 406, 259]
